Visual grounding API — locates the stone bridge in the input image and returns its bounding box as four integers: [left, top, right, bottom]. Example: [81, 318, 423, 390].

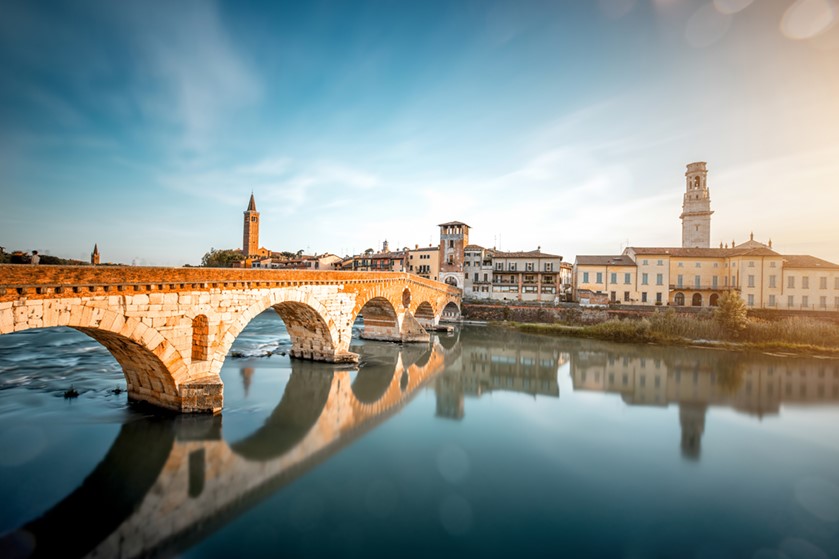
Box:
[0, 339, 461, 559]
[0, 266, 461, 413]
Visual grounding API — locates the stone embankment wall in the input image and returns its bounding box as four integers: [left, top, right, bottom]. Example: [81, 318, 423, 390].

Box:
[462, 300, 839, 325]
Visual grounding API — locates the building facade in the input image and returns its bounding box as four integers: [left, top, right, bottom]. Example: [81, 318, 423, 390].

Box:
[407, 245, 440, 282]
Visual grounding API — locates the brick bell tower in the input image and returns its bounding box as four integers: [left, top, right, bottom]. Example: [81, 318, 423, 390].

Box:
[243, 193, 259, 258]
[681, 162, 713, 248]
[438, 221, 470, 289]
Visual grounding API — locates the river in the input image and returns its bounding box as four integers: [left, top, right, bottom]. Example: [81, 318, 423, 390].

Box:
[1, 311, 838, 558]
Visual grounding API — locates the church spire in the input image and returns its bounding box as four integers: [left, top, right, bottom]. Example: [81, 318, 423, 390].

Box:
[247, 193, 257, 212]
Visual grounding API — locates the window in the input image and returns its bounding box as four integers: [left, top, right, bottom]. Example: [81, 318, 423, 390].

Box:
[610, 272, 617, 284]
[624, 273, 631, 284]
[803, 276, 809, 289]
[748, 261, 755, 268]
[678, 262, 684, 268]
[496, 263, 503, 271]
[583, 272, 589, 283]
[748, 275, 755, 288]
[596, 272, 603, 284]
[769, 275, 776, 289]
[642, 259, 648, 265]
[474, 273, 478, 281]
[770, 261, 777, 268]
[835, 277, 839, 290]
[712, 276, 718, 288]
[657, 260, 663, 266]
[788, 276, 795, 288]
[483, 273, 488, 282]
[642, 273, 649, 285]
[788, 295, 794, 308]
[769, 294, 776, 307]
[677, 274, 683, 287]
[641, 292, 648, 303]
[509, 263, 517, 271]
[835, 296, 839, 309]
[802, 295, 809, 308]
[820, 296, 827, 308]
[656, 292, 662, 303]
[526, 262, 534, 271]
[448, 240, 454, 248]
[694, 275, 701, 288]
[624, 291, 630, 302]
[544, 263, 553, 272]
[747, 294, 754, 306]
[695, 262, 701, 268]
[820, 277, 827, 289]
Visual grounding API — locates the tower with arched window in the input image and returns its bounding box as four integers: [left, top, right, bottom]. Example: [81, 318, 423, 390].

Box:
[680, 162, 713, 248]
[243, 194, 260, 258]
[438, 221, 470, 289]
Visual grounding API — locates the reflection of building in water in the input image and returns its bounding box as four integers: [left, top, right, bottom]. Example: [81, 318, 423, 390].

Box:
[240, 366, 254, 397]
[435, 328, 566, 420]
[570, 341, 839, 459]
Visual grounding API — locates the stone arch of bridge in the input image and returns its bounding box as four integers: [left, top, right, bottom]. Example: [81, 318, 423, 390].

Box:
[413, 301, 437, 329]
[219, 289, 345, 370]
[355, 295, 401, 341]
[2, 304, 190, 408]
[438, 300, 461, 322]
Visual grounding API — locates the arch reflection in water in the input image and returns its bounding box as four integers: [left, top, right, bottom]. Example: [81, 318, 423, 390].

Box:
[0, 342, 452, 559]
[568, 338, 839, 460]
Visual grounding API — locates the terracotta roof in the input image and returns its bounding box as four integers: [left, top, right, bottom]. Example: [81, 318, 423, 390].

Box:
[438, 221, 470, 227]
[493, 249, 562, 259]
[464, 244, 485, 251]
[781, 255, 839, 269]
[575, 255, 636, 266]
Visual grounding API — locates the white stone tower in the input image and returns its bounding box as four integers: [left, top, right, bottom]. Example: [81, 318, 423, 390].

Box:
[680, 162, 713, 248]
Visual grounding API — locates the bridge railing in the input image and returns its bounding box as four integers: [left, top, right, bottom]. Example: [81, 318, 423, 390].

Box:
[0, 265, 461, 301]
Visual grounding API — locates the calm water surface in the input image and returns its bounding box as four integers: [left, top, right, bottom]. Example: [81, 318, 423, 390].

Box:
[1, 311, 838, 558]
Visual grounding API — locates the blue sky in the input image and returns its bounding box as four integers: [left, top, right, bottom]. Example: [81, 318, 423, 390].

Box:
[1, 0, 838, 265]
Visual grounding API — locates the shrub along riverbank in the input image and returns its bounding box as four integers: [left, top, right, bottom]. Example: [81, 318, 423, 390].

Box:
[511, 305, 839, 356]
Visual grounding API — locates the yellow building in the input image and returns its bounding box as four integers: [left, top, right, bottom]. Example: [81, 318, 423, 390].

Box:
[575, 241, 839, 310]
[407, 245, 440, 281]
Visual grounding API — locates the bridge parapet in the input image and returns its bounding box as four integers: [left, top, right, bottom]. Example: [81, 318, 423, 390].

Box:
[0, 266, 461, 413]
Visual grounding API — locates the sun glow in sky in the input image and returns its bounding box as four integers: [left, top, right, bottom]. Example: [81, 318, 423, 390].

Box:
[1, 0, 838, 265]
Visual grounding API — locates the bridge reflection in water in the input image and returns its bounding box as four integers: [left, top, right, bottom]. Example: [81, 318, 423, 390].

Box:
[1, 337, 458, 559]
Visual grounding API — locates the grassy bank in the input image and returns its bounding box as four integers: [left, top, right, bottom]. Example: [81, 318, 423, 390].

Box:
[511, 312, 839, 356]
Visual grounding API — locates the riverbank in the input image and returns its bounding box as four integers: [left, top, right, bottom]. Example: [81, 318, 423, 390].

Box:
[506, 315, 839, 358]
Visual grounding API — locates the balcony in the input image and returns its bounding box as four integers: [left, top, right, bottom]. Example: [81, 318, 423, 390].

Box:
[669, 284, 740, 291]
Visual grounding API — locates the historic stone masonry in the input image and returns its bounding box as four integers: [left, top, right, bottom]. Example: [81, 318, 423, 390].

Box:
[0, 266, 461, 413]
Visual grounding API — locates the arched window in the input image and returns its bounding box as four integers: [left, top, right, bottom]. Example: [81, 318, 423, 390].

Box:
[692, 293, 702, 306]
[709, 293, 719, 306]
[675, 292, 685, 306]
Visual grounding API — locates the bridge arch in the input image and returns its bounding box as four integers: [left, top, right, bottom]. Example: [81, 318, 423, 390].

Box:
[356, 296, 401, 341]
[413, 301, 437, 329]
[0, 304, 190, 408]
[439, 301, 461, 322]
[219, 289, 348, 369]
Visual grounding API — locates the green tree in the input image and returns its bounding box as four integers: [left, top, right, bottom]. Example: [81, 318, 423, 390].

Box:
[714, 290, 748, 338]
[201, 248, 244, 268]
